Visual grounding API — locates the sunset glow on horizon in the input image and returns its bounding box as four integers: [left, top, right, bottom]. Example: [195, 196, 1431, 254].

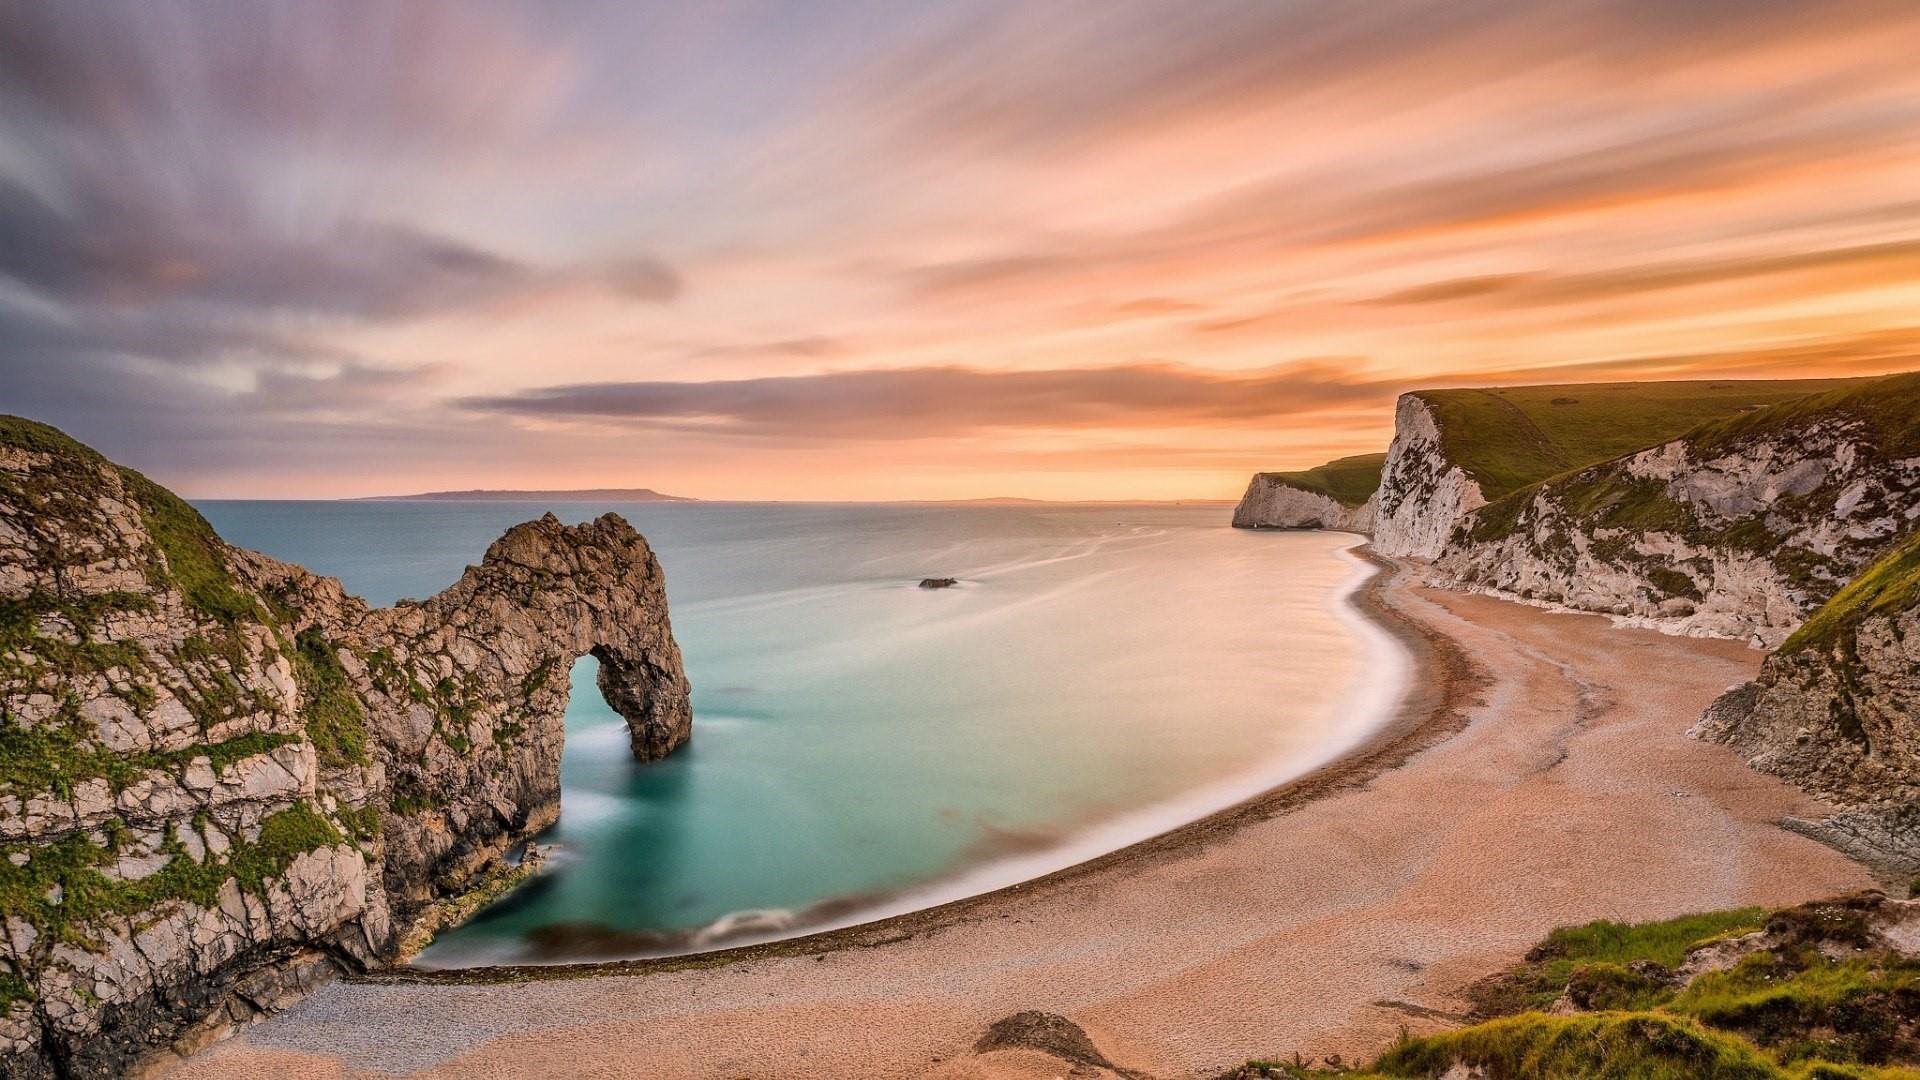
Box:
[6, 1, 1920, 500]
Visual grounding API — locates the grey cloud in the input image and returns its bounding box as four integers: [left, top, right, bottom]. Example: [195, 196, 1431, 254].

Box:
[461, 361, 1391, 438]
[594, 259, 684, 304]
[465, 327, 1920, 445]
[238, 363, 450, 414]
[0, 0, 679, 417]
[0, 1, 573, 150]
[0, 167, 677, 326]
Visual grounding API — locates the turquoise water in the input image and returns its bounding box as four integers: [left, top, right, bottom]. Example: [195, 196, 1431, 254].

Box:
[196, 502, 1396, 965]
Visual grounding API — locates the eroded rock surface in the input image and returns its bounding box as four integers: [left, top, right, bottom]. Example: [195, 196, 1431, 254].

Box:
[1374, 394, 1488, 560]
[1231, 475, 1376, 532]
[1692, 534, 1920, 873]
[0, 416, 690, 1076]
[1437, 376, 1920, 646]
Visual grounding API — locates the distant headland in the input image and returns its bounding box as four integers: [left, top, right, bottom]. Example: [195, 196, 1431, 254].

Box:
[357, 487, 698, 502]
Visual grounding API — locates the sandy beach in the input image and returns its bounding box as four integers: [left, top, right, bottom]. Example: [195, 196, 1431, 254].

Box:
[167, 555, 1876, 1080]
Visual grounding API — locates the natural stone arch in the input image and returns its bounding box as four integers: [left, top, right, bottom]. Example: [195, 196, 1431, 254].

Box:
[353, 511, 693, 908]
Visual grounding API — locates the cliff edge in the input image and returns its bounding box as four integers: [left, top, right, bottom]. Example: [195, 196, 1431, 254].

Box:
[0, 416, 691, 1077]
[1438, 373, 1920, 646]
[1231, 453, 1382, 532]
[1692, 531, 1920, 874]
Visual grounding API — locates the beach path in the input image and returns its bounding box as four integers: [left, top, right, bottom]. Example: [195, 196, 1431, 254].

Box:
[165, 562, 1874, 1080]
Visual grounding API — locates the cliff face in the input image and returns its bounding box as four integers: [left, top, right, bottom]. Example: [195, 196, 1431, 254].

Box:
[1232, 478, 1375, 532]
[0, 418, 691, 1077]
[1372, 395, 1488, 559]
[1435, 374, 1920, 646]
[1231, 453, 1383, 532]
[1691, 533, 1920, 874]
[1253, 379, 1858, 562]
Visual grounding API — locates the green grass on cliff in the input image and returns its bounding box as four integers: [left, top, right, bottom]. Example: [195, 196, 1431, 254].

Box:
[2, 414, 260, 627]
[1455, 372, 1920, 589]
[1464, 906, 1769, 1017]
[0, 415, 106, 462]
[1690, 371, 1920, 461]
[1257, 453, 1387, 508]
[0, 714, 297, 800]
[116, 468, 262, 626]
[0, 802, 343, 950]
[1782, 528, 1920, 656]
[290, 628, 371, 767]
[1413, 379, 1856, 499]
[1244, 1015, 1918, 1080]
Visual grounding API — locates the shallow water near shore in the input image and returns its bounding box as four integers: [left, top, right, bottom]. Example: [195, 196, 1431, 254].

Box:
[197, 501, 1398, 965]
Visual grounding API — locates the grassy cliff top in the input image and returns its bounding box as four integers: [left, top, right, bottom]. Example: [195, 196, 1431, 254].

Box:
[1689, 370, 1920, 460]
[1255, 453, 1386, 508]
[1782, 527, 1920, 655]
[1412, 378, 1858, 499]
[0, 414, 108, 462]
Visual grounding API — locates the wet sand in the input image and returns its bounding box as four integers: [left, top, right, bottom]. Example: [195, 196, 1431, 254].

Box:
[167, 556, 1874, 1079]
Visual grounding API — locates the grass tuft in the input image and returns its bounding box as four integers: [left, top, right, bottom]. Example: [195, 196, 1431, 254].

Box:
[289, 629, 370, 767]
[1782, 530, 1920, 656]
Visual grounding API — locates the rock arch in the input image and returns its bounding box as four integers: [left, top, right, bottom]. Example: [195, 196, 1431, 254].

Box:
[361, 511, 693, 903]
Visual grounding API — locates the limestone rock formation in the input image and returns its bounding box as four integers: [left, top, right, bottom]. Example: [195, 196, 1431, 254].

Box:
[1231, 476, 1375, 532]
[1231, 453, 1384, 533]
[0, 416, 691, 1077]
[1437, 374, 1920, 646]
[1373, 395, 1486, 558]
[1239, 378, 1858, 568]
[1692, 532, 1920, 873]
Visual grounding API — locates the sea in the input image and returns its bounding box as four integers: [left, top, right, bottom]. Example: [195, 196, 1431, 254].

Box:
[195, 501, 1403, 967]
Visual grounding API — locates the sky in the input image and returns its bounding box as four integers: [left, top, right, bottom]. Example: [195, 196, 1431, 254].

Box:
[4, 1, 1920, 500]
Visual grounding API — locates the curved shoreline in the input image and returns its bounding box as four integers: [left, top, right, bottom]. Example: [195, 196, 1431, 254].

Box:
[368, 545, 1473, 986]
[176, 545, 1877, 1079]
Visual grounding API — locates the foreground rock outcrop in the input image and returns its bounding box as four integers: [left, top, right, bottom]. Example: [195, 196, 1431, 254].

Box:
[0, 416, 691, 1076]
[1227, 892, 1920, 1079]
[1692, 531, 1920, 874]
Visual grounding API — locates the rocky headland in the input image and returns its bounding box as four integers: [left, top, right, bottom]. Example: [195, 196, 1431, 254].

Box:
[1232, 454, 1384, 533]
[0, 416, 691, 1077]
[1233, 370, 1920, 898]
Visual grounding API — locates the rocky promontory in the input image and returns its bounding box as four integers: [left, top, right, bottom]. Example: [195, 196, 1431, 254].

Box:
[1231, 454, 1382, 532]
[0, 416, 691, 1077]
[1692, 530, 1920, 874]
[1234, 375, 1917, 646]
[1229, 372, 1919, 880]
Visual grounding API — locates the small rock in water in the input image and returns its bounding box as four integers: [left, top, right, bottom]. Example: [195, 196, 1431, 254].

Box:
[918, 577, 958, 589]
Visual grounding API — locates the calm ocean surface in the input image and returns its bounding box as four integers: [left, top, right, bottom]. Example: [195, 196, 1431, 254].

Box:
[195, 501, 1399, 966]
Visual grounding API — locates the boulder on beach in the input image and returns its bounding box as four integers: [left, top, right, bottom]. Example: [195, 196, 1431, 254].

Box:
[919, 577, 959, 589]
